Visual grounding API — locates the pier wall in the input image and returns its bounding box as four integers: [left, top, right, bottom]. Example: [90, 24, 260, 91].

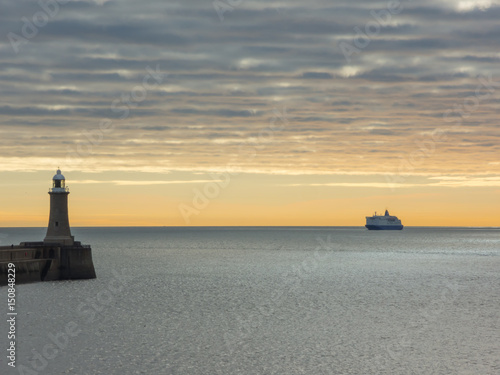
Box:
[0, 243, 96, 286]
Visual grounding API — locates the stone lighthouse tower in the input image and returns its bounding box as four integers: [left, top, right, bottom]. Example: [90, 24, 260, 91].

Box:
[44, 169, 75, 245]
[0, 169, 95, 285]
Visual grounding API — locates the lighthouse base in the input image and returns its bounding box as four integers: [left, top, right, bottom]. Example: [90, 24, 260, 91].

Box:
[0, 242, 96, 286]
[44, 235, 75, 246]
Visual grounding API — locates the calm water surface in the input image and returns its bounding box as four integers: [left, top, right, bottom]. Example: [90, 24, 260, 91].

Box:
[1, 227, 499, 374]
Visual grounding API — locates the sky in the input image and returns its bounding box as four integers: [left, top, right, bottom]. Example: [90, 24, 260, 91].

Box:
[0, 0, 499, 227]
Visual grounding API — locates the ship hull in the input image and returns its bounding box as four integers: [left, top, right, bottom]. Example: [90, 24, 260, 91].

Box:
[365, 225, 404, 230]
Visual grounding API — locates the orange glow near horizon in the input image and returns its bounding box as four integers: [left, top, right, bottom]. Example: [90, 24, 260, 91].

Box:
[0, 170, 498, 227]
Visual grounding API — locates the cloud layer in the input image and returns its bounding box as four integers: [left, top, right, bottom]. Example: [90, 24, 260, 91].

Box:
[1, 0, 499, 179]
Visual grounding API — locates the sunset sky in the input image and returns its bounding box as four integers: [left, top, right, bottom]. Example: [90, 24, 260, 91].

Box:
[0, 0, 499, 226]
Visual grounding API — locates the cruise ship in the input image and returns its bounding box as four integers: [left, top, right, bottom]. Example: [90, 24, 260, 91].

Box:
[365, 210, 404, 230]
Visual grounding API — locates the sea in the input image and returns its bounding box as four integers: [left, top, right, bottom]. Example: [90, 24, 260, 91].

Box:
[1, 226, 499, 375]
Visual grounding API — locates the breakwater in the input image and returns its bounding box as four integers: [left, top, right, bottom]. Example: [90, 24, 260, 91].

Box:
[0, 242, 96, 286]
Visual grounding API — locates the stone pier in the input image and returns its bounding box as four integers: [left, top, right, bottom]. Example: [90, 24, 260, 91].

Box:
[0, 241, 96, 286]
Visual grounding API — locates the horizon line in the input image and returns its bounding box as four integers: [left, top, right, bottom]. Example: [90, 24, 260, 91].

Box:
[1, 225, 498, 229]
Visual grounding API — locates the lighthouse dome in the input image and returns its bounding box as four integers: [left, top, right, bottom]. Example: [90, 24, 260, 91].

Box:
[53, 169, 65, 180]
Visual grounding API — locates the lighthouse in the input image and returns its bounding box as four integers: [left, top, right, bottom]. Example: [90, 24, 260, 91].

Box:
[44, 169, 75, 245]
[0, 169, 96, 285]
